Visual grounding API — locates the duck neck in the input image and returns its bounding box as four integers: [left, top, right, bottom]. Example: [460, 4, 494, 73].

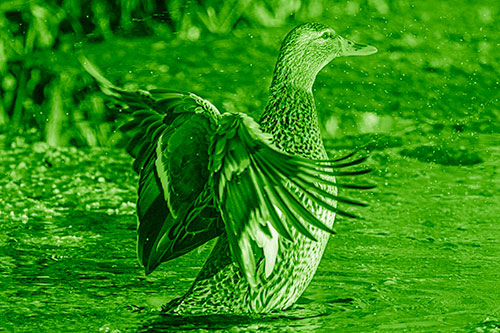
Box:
[270, 50, 318, 92]
[259, 84, 325, 159]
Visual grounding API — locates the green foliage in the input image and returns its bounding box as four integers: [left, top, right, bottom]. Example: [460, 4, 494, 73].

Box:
[1, 0, 498, 148]
[0, 0, 343, 147]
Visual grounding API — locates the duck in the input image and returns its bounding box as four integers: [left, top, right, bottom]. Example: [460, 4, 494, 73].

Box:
[80, 22, 377, 314]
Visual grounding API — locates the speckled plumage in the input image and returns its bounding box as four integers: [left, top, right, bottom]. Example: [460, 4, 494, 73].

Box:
[80, 22, 376, 315]
[163, 23, 373, 314]
[260, 86, 324, 159]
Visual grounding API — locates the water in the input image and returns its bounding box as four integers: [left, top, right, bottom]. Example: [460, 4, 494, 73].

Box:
[1, 132, 499, 331]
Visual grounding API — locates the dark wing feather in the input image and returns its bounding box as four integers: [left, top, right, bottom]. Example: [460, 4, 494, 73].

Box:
[210, 113, 373, 286]
[80, 56, 223, 274]
[134, 101, 223, 274]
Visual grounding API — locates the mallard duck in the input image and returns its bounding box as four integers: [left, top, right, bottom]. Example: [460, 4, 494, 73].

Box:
[81, 22, 376, 314]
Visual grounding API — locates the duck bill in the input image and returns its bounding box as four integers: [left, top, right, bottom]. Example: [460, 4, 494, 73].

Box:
[338, 36, 377, 56]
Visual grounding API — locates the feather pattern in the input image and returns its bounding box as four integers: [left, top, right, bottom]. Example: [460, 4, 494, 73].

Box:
[82, 53, 372, 281]
[79, 21, 376, 314]
[208, 113, 372, 285]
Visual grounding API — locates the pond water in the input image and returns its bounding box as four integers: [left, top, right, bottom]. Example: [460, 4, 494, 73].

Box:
[1, 131, 499, 331]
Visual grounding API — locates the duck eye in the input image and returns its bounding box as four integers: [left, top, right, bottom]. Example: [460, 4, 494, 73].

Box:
[320, 32, 334, 40]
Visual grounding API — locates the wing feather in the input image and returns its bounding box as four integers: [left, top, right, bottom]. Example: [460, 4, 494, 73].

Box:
[211, 113, 374, 285]
[79, 55, 225, 274]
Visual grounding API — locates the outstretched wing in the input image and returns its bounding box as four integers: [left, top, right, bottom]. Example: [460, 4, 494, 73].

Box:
[210, 113, 373, 286]
[80, 56, 223, 274]
[126, 93, 223, 274]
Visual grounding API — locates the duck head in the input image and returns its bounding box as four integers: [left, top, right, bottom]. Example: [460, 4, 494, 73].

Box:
[271, 22, 377, 92]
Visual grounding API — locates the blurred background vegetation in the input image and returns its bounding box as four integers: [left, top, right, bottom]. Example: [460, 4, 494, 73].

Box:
[0, 0, 498, 147]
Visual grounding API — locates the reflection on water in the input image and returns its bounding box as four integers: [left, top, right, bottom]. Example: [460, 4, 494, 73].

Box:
[141, 303, 331, 331]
